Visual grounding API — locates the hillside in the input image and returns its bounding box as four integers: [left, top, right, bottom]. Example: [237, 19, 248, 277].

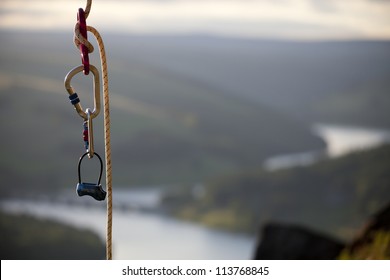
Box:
[308, 78, 390, 128]
[0, 31, 324, 193]
[163, 144, 390, 240]
[108, 36, 390, 128]
[0, 211, 105, 259]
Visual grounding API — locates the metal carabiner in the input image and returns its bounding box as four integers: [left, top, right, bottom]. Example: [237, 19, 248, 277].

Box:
[64, 64, 101, 120]
[86, 108, 95, 158]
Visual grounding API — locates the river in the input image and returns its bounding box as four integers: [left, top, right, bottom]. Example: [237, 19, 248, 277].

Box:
[2, 123, 390, 259]
[0, 191, 256, 260]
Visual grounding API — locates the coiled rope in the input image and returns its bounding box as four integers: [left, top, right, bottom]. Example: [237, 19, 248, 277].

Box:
[74, 0, 113, 260]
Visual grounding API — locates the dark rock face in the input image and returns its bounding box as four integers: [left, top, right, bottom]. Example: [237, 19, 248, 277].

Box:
[253, 203, 390, 260]
[253, 223, 345, 260]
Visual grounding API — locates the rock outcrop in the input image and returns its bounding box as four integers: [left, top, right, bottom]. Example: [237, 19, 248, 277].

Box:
[254, 203, 390, 259]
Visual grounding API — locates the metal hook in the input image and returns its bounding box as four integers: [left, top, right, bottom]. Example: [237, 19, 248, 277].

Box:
[78, 152, 103, 186]
[64, 64, 101, 120]
[86, 108, 94, 158]
[77, 151, 106, 201]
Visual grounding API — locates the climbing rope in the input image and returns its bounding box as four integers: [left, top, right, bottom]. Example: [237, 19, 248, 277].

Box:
[65, 0, 113, 260]
[86, 25, 113, 261]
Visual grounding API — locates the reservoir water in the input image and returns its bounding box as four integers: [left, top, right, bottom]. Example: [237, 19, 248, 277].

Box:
[263, 123, 390, 170]
[2, 123, 390, 259]
[1, 194, 256, 260]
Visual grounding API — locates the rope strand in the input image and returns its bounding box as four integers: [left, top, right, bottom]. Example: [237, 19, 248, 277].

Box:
[87, 25, 113, 260]
[84, 0, 92, 18]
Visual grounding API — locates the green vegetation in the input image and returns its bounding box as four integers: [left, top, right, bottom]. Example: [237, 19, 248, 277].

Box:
[339, 231, 390, 260]
[163, 144, 390, 240]
[0, 211, 105, 259]
[309, 79, 390, 129]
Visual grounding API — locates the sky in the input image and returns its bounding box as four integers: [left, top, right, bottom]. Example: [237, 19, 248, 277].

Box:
[0, 0, 390, 40]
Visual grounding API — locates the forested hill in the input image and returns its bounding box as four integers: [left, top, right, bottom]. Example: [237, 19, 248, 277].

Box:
[164, 143, 390, 240]
[106, 36, 390, 129]
[0, 211, 105, 259]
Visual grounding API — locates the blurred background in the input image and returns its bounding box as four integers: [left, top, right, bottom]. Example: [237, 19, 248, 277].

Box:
[0, 0, 390, 259]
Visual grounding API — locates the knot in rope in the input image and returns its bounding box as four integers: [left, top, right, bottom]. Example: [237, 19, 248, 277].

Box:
[73, 0, 94, 75]
[74, 19, 94, 54]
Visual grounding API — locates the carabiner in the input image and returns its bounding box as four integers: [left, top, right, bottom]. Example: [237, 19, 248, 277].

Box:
[64, 64, 101, 120]
[86, 108, 95, 158]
